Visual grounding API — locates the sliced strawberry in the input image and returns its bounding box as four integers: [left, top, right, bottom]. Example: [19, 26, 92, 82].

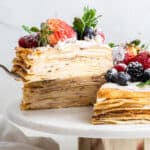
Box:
[46, 19, 76, 46]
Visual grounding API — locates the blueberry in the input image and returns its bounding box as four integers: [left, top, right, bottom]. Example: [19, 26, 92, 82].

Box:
[117, 72, 131, 86]
[105, 68, 118, 83]
[142, 69, 150, 82]
[83, 27, 96, 40]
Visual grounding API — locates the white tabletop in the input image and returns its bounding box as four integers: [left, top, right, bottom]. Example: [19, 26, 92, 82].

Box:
[5, 101, 150, 139]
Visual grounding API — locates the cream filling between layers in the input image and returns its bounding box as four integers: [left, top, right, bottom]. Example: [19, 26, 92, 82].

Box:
[101, 82, 150, 92]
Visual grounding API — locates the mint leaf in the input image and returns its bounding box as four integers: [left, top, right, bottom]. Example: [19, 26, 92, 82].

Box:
[30, 26, 40, 32]
[141, 44, 145, 49]
[73, 17, 85, 39]
[73, 7, 101, 39]
[109, 43, 116, 48]
[22, 25, 40, 33]
[22, 25, 32, 33]
[82, 7, 101, 28]
[130, 39, 141, 46]
[145, 80, 150, 85]
[136, 82, 145, 88]
[136, 80, 150, 88]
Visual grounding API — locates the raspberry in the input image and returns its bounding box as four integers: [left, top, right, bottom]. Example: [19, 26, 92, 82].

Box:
[133, 51, 150, 69]
[114, 63, 127, 72]
[18, 34, 39, 48]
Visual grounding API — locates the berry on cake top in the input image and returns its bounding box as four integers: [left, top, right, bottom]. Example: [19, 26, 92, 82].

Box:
[18, 7, 104, 49]
[106, 40, 150, 86]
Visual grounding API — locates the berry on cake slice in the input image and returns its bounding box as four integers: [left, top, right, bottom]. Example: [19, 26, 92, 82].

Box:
[19, 19, 76, 48]
[117, 72, 131, 86]
[107, 40, 150, 86]
[73, 7, 104, 42]
[123, 40, 140, 64]
[82, 27, 96, 40]
[126, 61, 144, 82]
[132, 51, 150, 69]
[142, 69, 150, 82]
[46, 19, 76, 46]
[114, 63, 127, 72]
[105, 68, 118, 83]
[18, 34, 39, 48]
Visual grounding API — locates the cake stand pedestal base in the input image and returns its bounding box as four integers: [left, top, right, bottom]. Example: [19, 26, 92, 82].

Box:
[79, 138, 145, 150]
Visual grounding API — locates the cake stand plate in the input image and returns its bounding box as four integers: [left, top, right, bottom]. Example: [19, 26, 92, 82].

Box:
[5, 101, 150, 139]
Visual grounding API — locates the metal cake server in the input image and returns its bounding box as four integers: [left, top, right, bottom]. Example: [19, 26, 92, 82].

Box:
[0, 64, 21, 80]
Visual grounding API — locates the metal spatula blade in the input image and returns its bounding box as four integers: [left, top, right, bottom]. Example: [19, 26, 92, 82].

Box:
[0, 64, 21, 79]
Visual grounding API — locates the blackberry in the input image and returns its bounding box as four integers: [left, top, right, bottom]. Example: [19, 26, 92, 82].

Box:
[105, 68, 118, 82]
[142, 69, 150, 82]
[126, 61, 144, 82]
[117, 72, 131, 86]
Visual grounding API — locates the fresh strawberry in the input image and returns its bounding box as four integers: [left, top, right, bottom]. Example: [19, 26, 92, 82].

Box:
[123, 46, 138, 64]
[126, 46, 138, 56]
[123, 52, 135, 64]
[114, 63, 127, 72]
[46, 19, 76, 46]
[133, 51, 150, 69]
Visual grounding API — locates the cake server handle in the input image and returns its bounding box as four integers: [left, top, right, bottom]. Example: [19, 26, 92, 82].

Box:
[0, 64, 21, 80]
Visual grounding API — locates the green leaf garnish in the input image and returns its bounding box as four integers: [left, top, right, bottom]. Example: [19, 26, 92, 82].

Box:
[136, 80, 150, 88]
[22, 25, 40, 33]
[130, 39, 141, 46]
[30, 26, 40, 32]
[39, 23, 52, 46]
[22, 25, 32, 34]
[109, 43, 116, 48]
[73, 6, 101, 40]
[22, 23, 52, 46]
[73, 18, 85, 39]
[141, 44, 145, 49]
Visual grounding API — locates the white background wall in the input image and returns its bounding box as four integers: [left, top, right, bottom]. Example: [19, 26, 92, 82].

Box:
[0, 0, 150, 149]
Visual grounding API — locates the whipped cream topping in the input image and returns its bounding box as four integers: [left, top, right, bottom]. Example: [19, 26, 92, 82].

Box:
[55, 35, 106, 50]
[30, 35, 107, 53]
[101, 82, 150, 92]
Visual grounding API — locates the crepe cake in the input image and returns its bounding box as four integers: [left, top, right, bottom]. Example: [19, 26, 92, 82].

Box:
[12, 7, 113, 110]
[92, 40, 150, 124]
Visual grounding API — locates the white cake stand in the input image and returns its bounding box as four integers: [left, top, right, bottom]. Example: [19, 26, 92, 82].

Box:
[5, 101, 150, 150]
